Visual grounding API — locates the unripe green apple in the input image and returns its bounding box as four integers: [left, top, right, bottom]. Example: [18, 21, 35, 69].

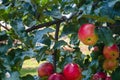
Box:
[38, 62, 54, 78]
[103, 44, 119, 59]
[103, 59, 118, 71]
[48, 73, 65, 80]
[78, 24, 98, 45]
[63, 63, 82, 80]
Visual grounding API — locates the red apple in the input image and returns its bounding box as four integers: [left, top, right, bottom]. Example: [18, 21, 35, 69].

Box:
[78, 23, 98, 45]
[48, 73, 65, 80]
[103, 44, 119, 59]
[38, 62, 54, 77]
[63, 63, 82, 80]
[91, 72, 106, 80]
[103, 59, 118, 71]
[105, 76, 112, 80]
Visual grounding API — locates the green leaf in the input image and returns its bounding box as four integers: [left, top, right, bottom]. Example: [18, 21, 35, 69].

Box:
[61, 24, 78, 36]
[44, 6, 62, 19]
[35, 46, 48, 62]
[40, 0, 49, 6]
[2, 71, 20, 80]
[112, 67, 120, 80]
[89, 59, 99, 71]
[10, 19, 26, 39]
[53, 40, 67, 49]
[96, 27, 114, 46]
[82, 69, 92, 80]
[70, 33, 79, 45]
[0, 38, 13, 54]
[38, 35, 51, 46]
[0, 30, 8, 41]
[100, 1, 120, 19]
[21, 74, 35, 80]
[33, 28, 54, 44]
[21, 49, 36, 60]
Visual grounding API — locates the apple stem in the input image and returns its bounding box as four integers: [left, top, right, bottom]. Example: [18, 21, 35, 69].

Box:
[53, 23, 60, 72]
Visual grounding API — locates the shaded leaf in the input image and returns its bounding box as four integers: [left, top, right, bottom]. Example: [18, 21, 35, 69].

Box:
[96, 27, 114, 46]
[112, 67, 120, 80]
[33, 28, 54, 44]
[2, 71, 20, 80]
[53, 40, 67, 49]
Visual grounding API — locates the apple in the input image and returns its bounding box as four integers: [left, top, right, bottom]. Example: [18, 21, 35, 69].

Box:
[78, 23, 98, 45]
[38, 61, 54, 77]
[63, 63, 82, 80]
[91, 72, 106, 80]
[103, 44, 119, 59]
[48, 73, 65, 80]
[103, 59, 118, 71]
[105, 76, 112, 80]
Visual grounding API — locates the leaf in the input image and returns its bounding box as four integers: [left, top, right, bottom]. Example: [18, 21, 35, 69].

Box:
[0, 38, 13, 54]
[21, 74, 35, 80]
[44, 6, 62, 19]
[53, 40, 67, 49]
[10, 19, 26, 39]
[82, 69, 92, 80]
[2, 71, 20, 80]
[96, 27, 114, 46]
[70, 33, 79, 45]
[61, 24, 78, 36]
[0, 30, 8, 41]
[35, 46, 48, 62]
[100, 1, 120, 19]
[38, 35, 51, 46]
[40, 0, 49, 6]
[111, 67, 120, 80]
[89, 59, 99, 71]
[21, 49, 36, 60]
[33, 28, 54, 44]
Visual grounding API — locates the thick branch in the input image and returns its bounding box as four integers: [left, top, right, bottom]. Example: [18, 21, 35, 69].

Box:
[26, 12, 81, 32]
[0, 23, 9, 31]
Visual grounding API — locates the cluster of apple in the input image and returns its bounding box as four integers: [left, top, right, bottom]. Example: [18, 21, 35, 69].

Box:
[37, 62, 82, 80]
[103, 44, 119, 71]
[78, 23, 120, 80]
[78, 23, 119, 71]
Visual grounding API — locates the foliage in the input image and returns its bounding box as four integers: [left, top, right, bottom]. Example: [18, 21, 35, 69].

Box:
[0, 0, 120, 80]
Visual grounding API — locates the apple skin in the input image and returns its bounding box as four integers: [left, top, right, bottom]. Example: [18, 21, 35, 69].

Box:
[105, 76, 112, 80]
[63, 63, 82, 80]
[38, 62, 54, 78]
[103, 59, 118, 71]
[91, 72, 106, 80]
[103, 44, 119, 59]
[48, 73, 65, 80]
[78, 24, 98, 45]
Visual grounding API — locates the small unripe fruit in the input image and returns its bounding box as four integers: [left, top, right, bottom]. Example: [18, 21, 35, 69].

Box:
[78, 24, 98, 45]
[48, 73, 65, 80]
[63, 63, 82, 80]
[103, 59, 118, 71]
[38, 62, 54, 77]
[103, 44, 119, 59]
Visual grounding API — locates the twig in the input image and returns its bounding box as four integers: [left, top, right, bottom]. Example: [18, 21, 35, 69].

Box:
[53, 23, 60, 72]
[26, 11, 82, 32]
[0, 23, 9, 31]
